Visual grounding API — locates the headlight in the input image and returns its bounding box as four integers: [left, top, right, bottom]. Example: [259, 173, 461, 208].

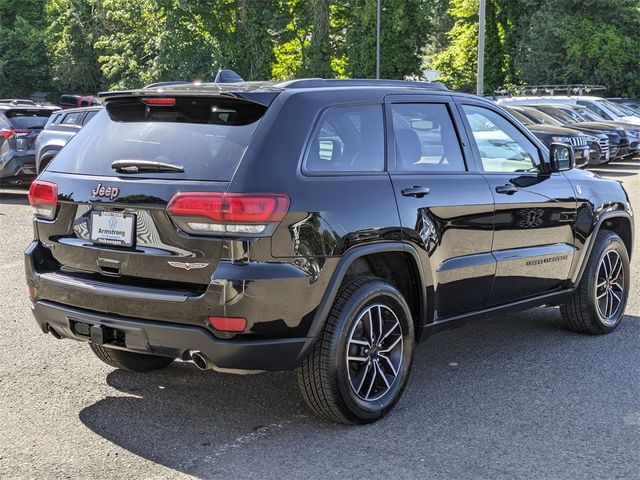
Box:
[584, 135, 599, 142]
[551, 136, 572, 143]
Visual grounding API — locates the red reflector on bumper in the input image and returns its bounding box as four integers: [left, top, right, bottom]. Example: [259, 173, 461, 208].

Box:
[208, 316, 247, 332]
[27, 286, 37, 300]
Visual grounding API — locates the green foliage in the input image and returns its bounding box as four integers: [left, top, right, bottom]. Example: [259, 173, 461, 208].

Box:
[517, 0, 640, 96]
[46, 0, 105, 93]
[345, 0, 429, 79]
[0, 0, 51, 97]
[2, 0, 640, 99]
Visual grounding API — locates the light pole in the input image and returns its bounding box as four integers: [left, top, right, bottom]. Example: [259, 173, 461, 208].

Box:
[477, 0, 486, 96]
[376, 0, 381, 79]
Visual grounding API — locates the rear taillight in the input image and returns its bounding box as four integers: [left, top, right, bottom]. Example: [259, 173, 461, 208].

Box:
[0, 128, 30, 139]
[167, 192, 289, 236]
[28, 180, 59, 220]
[0, 128, 14, 140]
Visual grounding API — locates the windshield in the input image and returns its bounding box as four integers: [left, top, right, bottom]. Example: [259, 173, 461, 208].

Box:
[506, 108, 533, 125]
[520, 106, 563, 126]
[536, 106, 576, 124]
[6, 111, 53, 129]
[597, 99, 628, 117]
[555, 106, 585, 123]
[49, 100, 265, 181]
[572, 106, 603, 122]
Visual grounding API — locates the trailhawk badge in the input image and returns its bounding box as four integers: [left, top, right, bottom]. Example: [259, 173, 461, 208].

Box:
[168, 261, 209, 270]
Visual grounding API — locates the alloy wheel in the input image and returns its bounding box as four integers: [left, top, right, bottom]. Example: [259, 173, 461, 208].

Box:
[596, 250, 625, 325]
[346, 304, 404, 401]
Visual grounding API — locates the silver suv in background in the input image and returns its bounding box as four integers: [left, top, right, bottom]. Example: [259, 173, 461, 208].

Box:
[35, 106, 101, 174]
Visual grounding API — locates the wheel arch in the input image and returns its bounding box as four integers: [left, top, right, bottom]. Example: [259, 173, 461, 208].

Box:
[306, 242, 431, 344]
[574, 211, 634, 284]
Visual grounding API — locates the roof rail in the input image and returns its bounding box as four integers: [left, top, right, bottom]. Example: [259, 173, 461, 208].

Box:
[275, 78, 448, 91]
[496, 84, 607, 97]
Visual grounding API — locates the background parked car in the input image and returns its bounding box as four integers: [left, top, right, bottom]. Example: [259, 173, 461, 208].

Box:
[501, 96, 640, 126]
[35, 106, 101, 174]
[498, 100, 630, 161]
[608, 98, 640, 113]
[59, 94, 100, 109]
[550, 104, 640, 158]
[497, 102, 611, 165]
[504, 106, 590, 167]
[0, 103, 60, 184]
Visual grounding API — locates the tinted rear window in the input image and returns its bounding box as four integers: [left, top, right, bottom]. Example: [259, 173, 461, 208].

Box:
[6, 110, 53, 129]
[49, 98, 266, 181]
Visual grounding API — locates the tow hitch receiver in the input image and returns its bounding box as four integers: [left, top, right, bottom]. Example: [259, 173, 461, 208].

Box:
[72, 321, 119, 345]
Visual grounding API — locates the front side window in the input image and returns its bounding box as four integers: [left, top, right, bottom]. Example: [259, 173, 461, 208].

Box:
[463, 105, 540, 173]
[305, 105, 384, 173]
[391, 103, 466, 172]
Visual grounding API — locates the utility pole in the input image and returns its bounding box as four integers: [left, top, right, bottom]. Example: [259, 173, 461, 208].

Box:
[477, 0, 486, 96]
[376, 0, 381, 79]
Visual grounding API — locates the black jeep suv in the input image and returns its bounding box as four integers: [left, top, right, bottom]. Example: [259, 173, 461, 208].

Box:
[25, 80, 634, 424]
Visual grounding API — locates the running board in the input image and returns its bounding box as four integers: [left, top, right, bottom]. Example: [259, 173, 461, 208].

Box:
[419, 288, 574, 340]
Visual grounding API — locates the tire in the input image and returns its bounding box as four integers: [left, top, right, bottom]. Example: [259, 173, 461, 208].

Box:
[561, 230, 630, 334]
[89, 344, 174, 372]
[297, 275, 415, 424]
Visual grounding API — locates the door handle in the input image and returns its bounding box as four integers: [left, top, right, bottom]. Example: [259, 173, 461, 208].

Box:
[495, 184, 519, 195]
[401, 186, 430, 198]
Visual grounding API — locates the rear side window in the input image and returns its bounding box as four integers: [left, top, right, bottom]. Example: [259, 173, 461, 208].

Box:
[49, 97, 266, 181]
[391, 103, 465, 172]
[62, 112, 83, 126]
[305, 105, 384, 173]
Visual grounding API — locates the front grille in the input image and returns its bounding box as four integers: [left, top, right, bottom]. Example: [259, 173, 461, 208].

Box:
[598, 138, 610, 153]
[569, 136, 588, 147]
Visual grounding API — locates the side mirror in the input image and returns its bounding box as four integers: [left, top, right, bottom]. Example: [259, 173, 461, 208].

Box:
[549, 142, 575, 172]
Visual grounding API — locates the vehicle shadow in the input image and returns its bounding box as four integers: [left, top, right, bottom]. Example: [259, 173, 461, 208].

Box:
[0, 187, 29, 205]
[78, 309, 640, 479]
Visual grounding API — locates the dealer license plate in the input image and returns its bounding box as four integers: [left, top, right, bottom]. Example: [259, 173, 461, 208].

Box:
[90, 211, 135, 247]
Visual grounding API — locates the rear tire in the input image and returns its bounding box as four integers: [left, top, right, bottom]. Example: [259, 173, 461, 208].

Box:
[561, 231, 630, 334]
[89, 344, 174, 372]
[297, 276, 415, 424]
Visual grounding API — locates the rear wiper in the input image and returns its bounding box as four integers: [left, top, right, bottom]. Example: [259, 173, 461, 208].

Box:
[111, 159, 184, 173]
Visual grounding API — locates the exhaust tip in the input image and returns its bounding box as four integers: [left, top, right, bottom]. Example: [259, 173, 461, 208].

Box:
[191, 351, 209, 370]
[47, 324, 62, 339]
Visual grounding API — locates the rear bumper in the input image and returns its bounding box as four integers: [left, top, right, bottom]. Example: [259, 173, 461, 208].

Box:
[31, 300, 313, 371]
[0, 153, 36, 180]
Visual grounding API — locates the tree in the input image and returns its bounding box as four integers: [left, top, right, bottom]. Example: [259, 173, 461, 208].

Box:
[517, 0, 640, 96]
[0, 0, 51, 97]
[345, 0, 430, 79]
[46, 0, 106, 94]
[95, 0, 222, 89]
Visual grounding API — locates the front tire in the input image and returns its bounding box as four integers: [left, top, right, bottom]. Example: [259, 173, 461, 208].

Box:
[89, 344, 174, 372]
[297, 276, 415, 424]
[561, 231, 630, 334]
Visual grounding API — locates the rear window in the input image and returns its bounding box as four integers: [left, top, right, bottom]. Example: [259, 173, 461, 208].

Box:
[5, 110, 53, 129]
[49, 97, 266, 181]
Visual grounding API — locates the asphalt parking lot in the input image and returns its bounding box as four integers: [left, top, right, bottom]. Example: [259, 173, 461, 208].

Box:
[1, 163, 639, 480]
